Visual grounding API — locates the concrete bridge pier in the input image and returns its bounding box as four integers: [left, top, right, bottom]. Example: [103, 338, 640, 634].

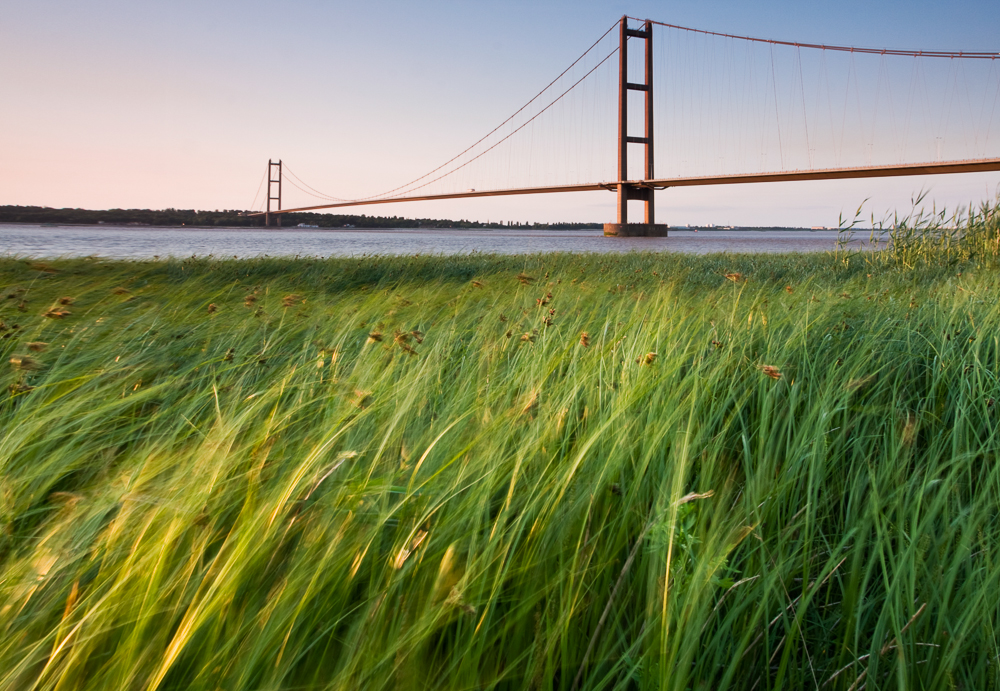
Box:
[603, 222, 669, 237]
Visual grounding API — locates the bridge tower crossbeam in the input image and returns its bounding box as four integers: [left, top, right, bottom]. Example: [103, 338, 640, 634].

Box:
[265, 159, 282, 227]
[604, 17, 669, 237]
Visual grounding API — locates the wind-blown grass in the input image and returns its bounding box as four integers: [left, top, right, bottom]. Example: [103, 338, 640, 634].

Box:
[1, 200, 999, 690]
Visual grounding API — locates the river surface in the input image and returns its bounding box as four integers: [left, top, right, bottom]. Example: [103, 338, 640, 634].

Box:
[0, 225, 866, 259]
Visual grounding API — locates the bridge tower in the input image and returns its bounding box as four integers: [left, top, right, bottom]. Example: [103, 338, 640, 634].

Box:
[265, 159, 282, 227]
[604, 18, 669, 237]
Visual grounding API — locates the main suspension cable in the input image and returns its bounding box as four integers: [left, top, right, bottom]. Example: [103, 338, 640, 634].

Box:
[362, 19, 621, 201]
[282, 164, 352, 202]
[637, 17, 999, 59]
[371, 45, 620, 201]
[249, 168, 267, 212]
[283, 19, 621, 204]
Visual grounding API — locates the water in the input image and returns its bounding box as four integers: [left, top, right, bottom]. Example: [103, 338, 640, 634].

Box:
[0, 225, 864, 259]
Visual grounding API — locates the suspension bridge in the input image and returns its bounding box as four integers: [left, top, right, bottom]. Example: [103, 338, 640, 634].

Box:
[250, 16, 1000, 236]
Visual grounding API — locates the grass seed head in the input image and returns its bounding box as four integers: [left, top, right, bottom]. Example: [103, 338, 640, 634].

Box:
[674, 490, 715, 506]
[432, 544, 462, 602]
[59, 296, 74, 305]
[846, 374, 877, 392]
[725, 272, 743, 282]
[517, 272, 534, 285]
[10, 355, 41, 371]
[8, 382, 34, 394]
[580, 332, 590, 347]
[394, 530, 428, 569]
[759, 365, 782, 380]
[282, 294, 303, 307]
[367, 331, 383, 343]
[643, 352, 657, 365]
[26, 342, 47, 352]
[520, 390, 539, 415]
[43, 309, 70, 319]
[112, 287, 130, 295]
[901, 412, 918, 446]
[471, 280, 484, 288]
[207, 303, 217, 313]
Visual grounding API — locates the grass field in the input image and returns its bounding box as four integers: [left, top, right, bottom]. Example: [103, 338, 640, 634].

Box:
[2, 200, 999, 690]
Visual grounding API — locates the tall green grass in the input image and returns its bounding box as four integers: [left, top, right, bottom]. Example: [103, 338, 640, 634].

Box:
[2, 201, 999, 690]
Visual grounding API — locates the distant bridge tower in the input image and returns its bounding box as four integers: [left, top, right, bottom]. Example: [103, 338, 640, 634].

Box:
[604, 17, 669, 237]
[265, 159, 282, 227]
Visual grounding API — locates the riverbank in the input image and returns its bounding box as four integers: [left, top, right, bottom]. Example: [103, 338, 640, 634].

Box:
[0, 205, 604, 230]
[1, 200, 998, 689]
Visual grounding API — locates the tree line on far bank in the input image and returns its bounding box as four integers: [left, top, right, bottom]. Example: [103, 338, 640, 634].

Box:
[0, 206, 603, 230]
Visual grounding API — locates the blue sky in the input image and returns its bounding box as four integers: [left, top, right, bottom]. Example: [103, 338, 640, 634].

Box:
[2, 0, 999, 226]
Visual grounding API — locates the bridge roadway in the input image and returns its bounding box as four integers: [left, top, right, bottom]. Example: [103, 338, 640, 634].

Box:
[252, 158, 1000, 217]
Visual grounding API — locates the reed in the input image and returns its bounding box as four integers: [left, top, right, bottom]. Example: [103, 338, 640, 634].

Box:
[1, 201, 999, 690]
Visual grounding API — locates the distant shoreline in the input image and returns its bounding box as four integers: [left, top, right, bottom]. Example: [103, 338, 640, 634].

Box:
[0, 206, 846, 232]
[0, 205, 601, 231]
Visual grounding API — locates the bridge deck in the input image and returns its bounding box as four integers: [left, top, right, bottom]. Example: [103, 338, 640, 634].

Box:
[253, 158, 1000, 216]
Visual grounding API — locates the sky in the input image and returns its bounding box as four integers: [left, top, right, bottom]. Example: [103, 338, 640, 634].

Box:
[2, 0, 999, 227]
